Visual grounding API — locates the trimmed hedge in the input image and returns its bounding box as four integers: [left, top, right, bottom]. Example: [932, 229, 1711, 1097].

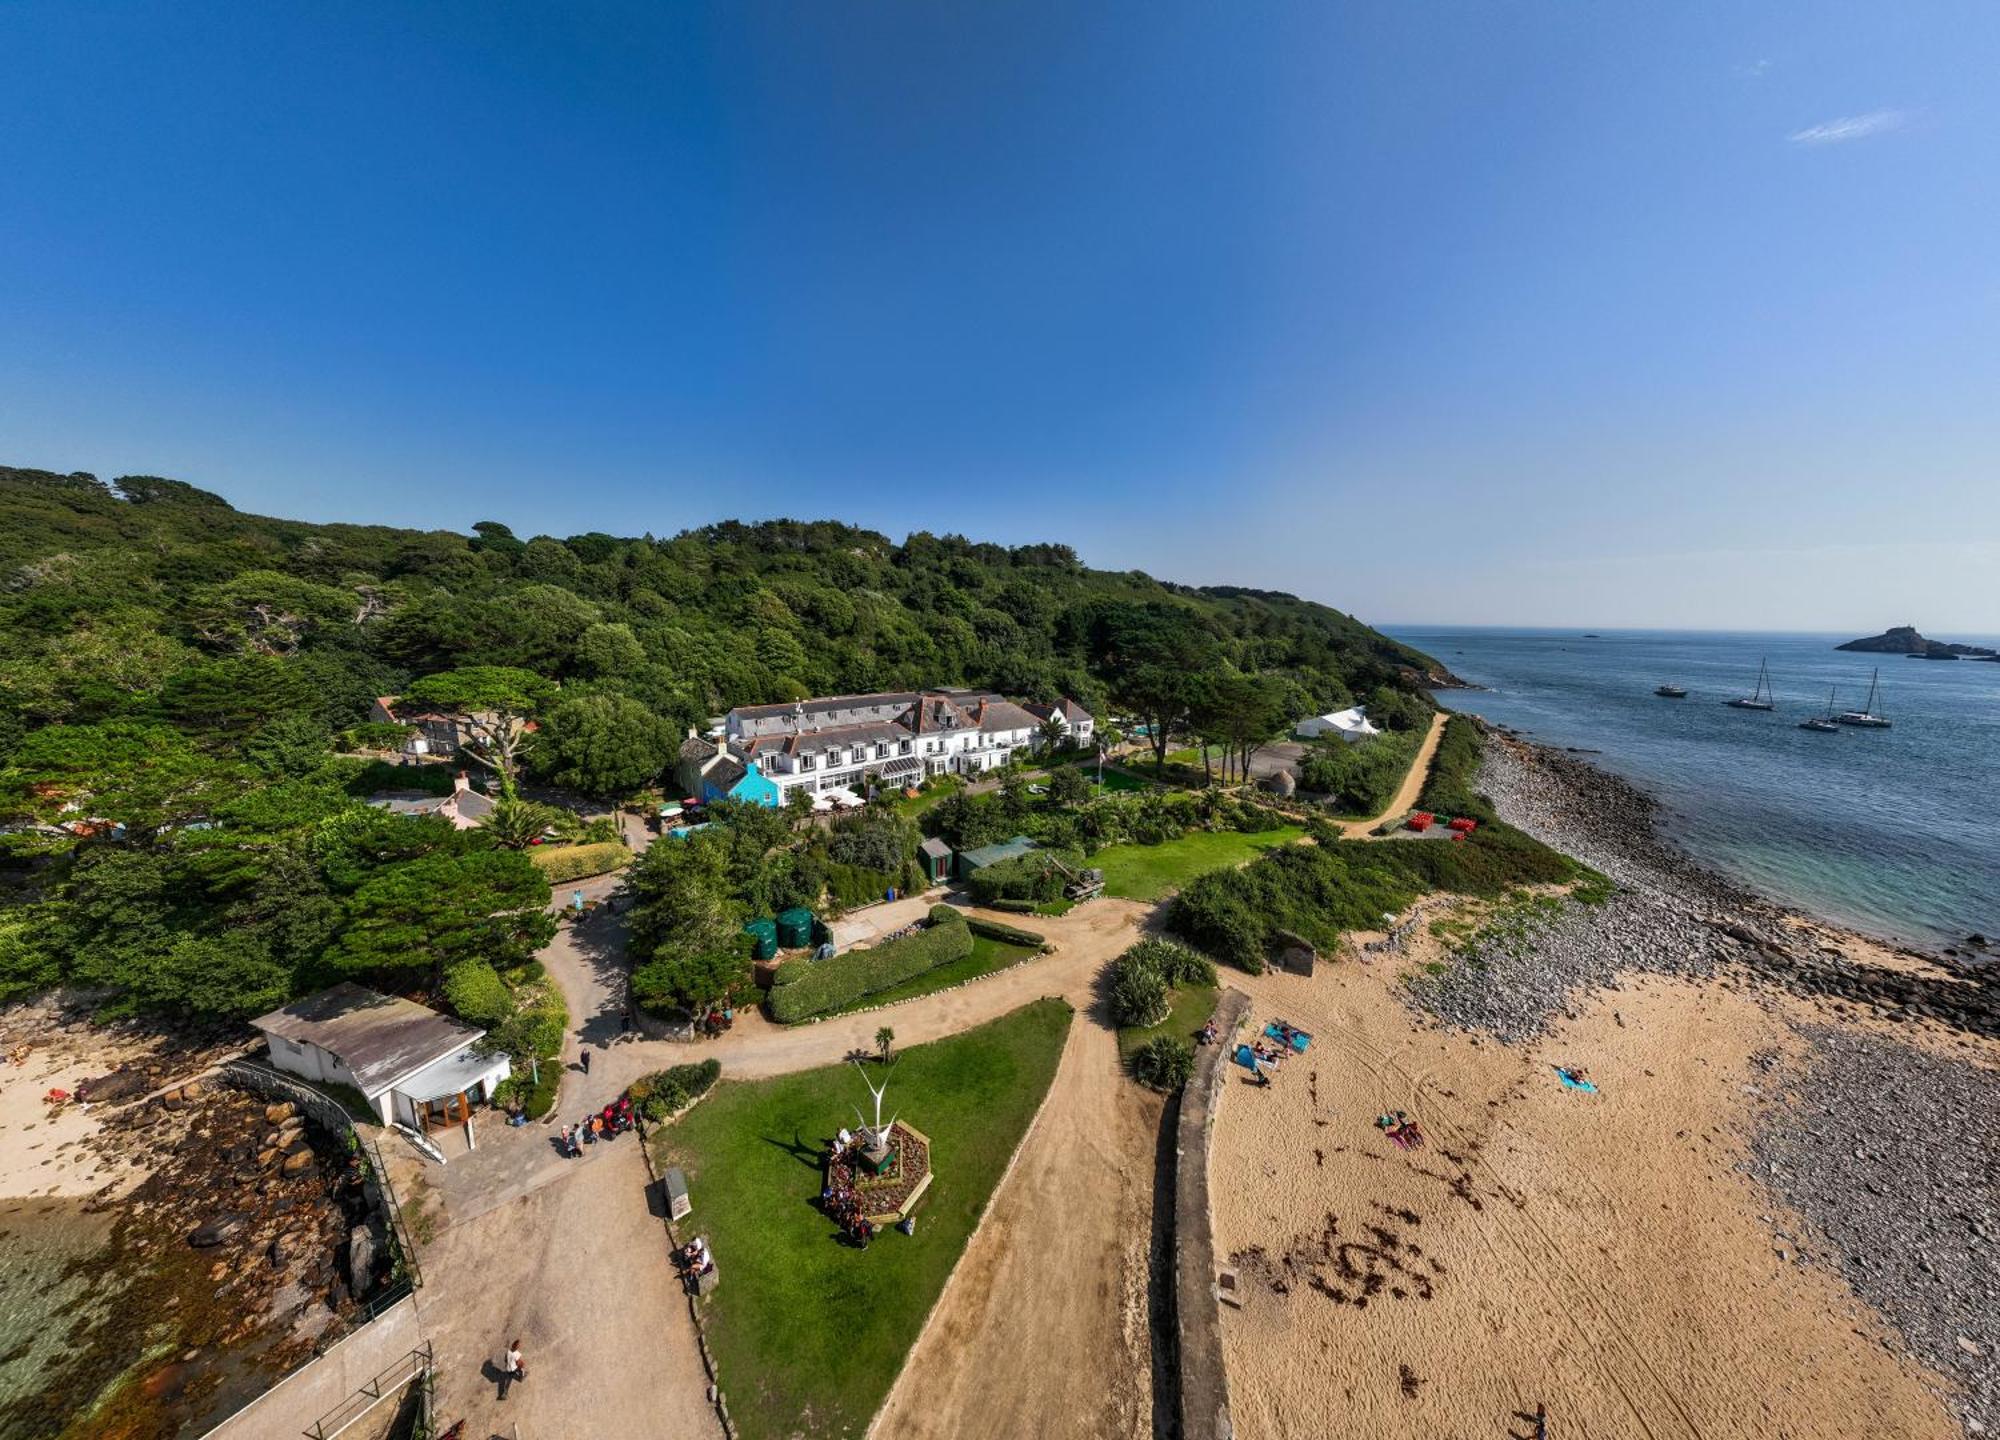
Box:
[768, 910, 973, 1021]
[964, 916, 1048, 949]
[990, 897, 1039, 914]
[629, 1058, 722, 1122]
[531, 841, 631, 884]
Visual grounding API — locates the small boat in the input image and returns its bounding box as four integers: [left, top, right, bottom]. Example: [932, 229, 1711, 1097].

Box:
[1725, 658, 1776, 711]
[1834, 669, 1892, 728]
[1654, 684, 1688, 698]
[1799, 686, 1839, 732]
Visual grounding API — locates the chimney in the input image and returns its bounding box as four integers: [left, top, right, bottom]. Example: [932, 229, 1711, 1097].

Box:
[454, 770, 471, 794]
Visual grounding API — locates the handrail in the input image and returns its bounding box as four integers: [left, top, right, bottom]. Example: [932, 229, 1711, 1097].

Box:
[301, 1343, 433, 1440]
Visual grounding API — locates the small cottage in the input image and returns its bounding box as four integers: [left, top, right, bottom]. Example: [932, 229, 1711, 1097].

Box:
[251, 983, 512, 1131]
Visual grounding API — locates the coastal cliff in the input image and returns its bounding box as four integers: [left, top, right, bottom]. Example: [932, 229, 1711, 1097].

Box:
[1836, 625, 1996, 659]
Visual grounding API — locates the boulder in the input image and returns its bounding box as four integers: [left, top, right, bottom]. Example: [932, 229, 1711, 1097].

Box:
[263, 1103, 295, 1125]
[256, 1149, 280, 1171]
[188, 1213, 252, 1248]
[160, 1088, 187, 1111]
[278, 1128, 308, 1153]
[348, 1221, 379, 1296]
[281, 1150, 315, 1176]
[82, 1069, 152, 1104]
[180, 1079, 203, 1100]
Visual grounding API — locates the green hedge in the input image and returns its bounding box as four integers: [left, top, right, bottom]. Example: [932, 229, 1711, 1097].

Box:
[989, 897, 1039, 914]
[629, 1058, 722, 1122]
[530, 841, 631, 884]
[768, 910, 973, 1021]
[964, 916, 1048, 949]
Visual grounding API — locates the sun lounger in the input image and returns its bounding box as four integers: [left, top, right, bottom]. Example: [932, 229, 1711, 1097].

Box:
[1264, 1022, 1311, 1053]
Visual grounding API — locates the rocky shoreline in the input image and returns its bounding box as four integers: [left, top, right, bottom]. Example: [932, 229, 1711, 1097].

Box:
[1409, 725, 1998, 1437]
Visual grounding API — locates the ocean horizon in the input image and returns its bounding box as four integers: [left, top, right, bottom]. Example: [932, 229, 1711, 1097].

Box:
[1386, 625, 2000, 953]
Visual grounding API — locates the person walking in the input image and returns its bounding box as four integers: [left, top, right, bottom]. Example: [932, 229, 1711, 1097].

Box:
[580, 1047, 591, 1076]
[498, 1340, 524, 1400]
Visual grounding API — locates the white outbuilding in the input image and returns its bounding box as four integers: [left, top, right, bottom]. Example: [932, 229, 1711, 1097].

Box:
[1294, 706, 1383, 744]
[251, 982, 513, 1132]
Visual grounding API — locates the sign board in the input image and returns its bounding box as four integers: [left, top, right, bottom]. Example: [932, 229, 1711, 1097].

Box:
[665, 1165, 692, 1221]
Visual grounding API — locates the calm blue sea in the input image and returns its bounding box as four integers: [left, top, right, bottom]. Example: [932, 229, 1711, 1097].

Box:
[1385, 627, 2000, 950]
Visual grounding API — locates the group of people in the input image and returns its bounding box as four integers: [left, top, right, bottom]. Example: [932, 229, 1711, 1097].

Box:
[557, 1097, 635, 1158]
[675, 1234, 714, 1285]
[1375, 1110, 1426, 1150]
[823, 1128, 900, 1248]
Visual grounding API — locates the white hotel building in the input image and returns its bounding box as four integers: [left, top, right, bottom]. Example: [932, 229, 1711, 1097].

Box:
[680, 689, 1093, 804]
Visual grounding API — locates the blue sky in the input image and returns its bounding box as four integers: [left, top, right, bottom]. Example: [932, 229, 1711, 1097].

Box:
[3, 2, 1996, 631]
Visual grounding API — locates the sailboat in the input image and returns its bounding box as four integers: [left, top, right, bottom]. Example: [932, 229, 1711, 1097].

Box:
[1799, 686, 1839, 732]
[1834, 669, 1892, 728]
[1725, 658, 1776, 711]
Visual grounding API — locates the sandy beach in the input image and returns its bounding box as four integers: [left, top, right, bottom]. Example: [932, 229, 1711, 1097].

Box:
[1207, 733, 1998, 1440]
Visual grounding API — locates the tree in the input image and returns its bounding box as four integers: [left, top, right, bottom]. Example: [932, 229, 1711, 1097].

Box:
[1108, 952, 1171, 1027]
[403, 666, 554, 795]
[1131, 1036, 1195, 1091]
[1094, 604, 1220, 772]
[1190, 670, 1296, 785]
[577, 622, 645, 678]
[531, 692, 675, 797]
[0, 719, 241, 841]
[632, 948, 751, 1018]
[328, 849, 555, 991]
[875, 1025, 895, 1064]
[1036, 714, 1068, 753]
[442, 959, 516, 1027]
[626, 834, 739, 967]
[1045, 766, 1092, 809]
[486, 797, 568, 851]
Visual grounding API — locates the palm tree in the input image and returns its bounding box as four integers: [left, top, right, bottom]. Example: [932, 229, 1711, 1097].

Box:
[875, 1026, 895, 1064]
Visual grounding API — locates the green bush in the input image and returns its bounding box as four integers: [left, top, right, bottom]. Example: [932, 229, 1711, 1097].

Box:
[442, 960, 515, 1027]
[825, 861, 902, 909]
[768, 911, 973, 1021]
[965, 847, 1083, 905]
[530, 841, 630, 884]
[1296, 730, 1420, 814]
[989, 897, 1039, 914]
[1119, 937, 1215, 988]
[522, 1059, 561, 1120]
[1130, 1036, 1195, 1091]
[964, 916, 1047, 948]
[629, 1058, 722, 1120]
[347, 760, 455, 796]
[1109, 959, 1170, 1027]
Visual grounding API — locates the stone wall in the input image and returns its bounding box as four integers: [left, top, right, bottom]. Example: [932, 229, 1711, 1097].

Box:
[1175, 987, 1249, 1440]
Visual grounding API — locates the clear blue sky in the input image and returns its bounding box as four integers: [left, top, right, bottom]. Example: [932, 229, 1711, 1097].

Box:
[3, 3, 1996, 631]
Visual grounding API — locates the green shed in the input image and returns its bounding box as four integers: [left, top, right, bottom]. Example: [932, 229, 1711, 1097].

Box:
[776, 907, 814, 949]
[743, 917, 779, 962]
[954, 835, 1038, 879]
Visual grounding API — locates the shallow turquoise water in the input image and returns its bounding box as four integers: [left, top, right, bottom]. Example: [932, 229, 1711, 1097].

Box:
[1387, 627, 2000, 949]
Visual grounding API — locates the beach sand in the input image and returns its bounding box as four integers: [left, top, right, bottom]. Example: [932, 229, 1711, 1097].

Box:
[1208, 918, 1978, 1440]
[0, 1002, 158, 1201]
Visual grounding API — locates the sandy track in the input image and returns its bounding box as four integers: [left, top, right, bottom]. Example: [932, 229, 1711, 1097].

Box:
[1208, 926, 1968, 1440]
[1337, 711, 1446, 839]
[873, 1008, 1164, 1440]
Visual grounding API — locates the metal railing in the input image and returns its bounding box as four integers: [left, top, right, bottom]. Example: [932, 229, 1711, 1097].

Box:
[301, 1343, 433, 1440]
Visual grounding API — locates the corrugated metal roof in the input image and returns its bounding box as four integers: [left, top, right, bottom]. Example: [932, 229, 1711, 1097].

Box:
[956, 835, 1038, 870]
[251, 983, 482, 1099]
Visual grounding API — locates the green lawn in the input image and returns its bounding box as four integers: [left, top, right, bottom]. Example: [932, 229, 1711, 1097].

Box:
[651, 999, 1073, 1440]
[889, 776, 962, 819]
[1116, 982, 1220, 1064]
[1093, 825, 1305, 901]
[804, 935, 1040, 1019]
[1092, 767, 1152, 793]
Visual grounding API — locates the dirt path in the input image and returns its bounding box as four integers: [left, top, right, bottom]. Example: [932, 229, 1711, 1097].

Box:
[872, 985, 1164, 1440]
[1206, 926, 1968, 1440]
[1337, 710, 1446, 839]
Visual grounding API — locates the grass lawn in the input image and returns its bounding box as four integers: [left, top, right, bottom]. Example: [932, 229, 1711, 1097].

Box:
[1116, 982, 1220, 1064]
[1094, 825, 1306, 901]
[651, 999, 1073, 1440]
[1092, 767, 1152, 794]
[889, 777, 962, 820]
[804, 935, 1041, 1019]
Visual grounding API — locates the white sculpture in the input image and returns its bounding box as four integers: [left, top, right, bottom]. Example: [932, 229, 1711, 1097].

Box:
[850, 1059, 899, 1153]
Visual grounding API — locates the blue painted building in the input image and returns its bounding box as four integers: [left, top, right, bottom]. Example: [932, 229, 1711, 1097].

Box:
[701, 757, 781, 808]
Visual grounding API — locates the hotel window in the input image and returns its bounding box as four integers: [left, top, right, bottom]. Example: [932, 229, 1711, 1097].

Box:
[899, 740, 911, 755]
[799, 755, 814, 771]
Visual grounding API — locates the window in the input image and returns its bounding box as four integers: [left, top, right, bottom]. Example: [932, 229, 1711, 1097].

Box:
[898, 740, 912, 755]
[799, 755, 815, 771]
[875, 744, 889, 759]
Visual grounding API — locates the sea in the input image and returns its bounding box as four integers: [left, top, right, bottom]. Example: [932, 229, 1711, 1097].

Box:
[1384, 627, 2000, 953]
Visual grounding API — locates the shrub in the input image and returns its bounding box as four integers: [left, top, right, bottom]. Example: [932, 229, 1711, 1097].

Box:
[530, 841, 630, 884]
[768, 910, 973, 1021]
[442, 960, 515, 1027]
[629, 1058, 721, 1121]
[1120, 937, 1215, 989]
[1131, 1036, 1195, 1091]
[965, 847, 1083, 906]
[348, 760, 456, 796]
[990, 897, 1038, 914]
[825, 861, 902, 910]
[964, 916, 1047, 948]
[1109, 960, 1170, 1028]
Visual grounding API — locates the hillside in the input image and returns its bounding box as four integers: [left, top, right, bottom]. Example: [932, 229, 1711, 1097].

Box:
[1836, 625, 1996, 659]
[0, 463, 1448, 733]
[0, 461, 1446, 1022]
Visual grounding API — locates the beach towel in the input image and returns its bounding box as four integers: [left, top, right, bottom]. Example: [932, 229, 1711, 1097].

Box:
[1264, 1023, 1311, 1054]
[1233, 1044, 1259, 1071]
[1554, 1067, 1598, 1093]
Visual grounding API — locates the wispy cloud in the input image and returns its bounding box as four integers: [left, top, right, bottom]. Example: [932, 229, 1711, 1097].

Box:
[1735, 58, 1772, 80]
[1788, 109, 1907, 145]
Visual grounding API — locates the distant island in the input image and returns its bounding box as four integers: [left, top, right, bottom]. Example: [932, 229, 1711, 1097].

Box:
[1837, 625, 1998, 660]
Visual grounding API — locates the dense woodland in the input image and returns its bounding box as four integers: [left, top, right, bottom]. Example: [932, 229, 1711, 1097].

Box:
[0, 464, 1446, 1025]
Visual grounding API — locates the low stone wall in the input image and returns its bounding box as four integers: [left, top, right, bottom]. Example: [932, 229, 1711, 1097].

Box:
[1175, 987, 1249, 1440]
